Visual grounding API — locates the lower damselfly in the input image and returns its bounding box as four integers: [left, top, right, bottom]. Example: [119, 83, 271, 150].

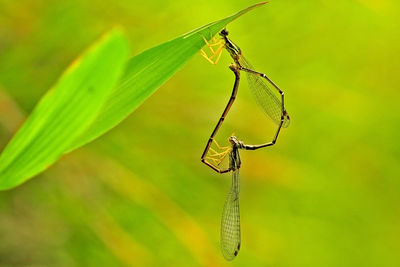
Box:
[220, 136, 241, 261]
[221, 135, 275, 261]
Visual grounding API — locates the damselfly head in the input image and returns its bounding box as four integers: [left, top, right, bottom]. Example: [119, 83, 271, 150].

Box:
[229, 136, 239, 145]
[219, 28, 229, 37]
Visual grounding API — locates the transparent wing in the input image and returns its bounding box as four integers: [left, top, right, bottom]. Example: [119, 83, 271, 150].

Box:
[240, 56, 290, 128]
[221, 169, 241, 261]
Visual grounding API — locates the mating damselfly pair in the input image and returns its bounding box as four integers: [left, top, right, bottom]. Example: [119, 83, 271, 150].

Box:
[200, 28, 290, 261]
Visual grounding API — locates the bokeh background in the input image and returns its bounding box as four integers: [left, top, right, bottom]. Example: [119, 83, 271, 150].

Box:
[0, 0, 399, 266]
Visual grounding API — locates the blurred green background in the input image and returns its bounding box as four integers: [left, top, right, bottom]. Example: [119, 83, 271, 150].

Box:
[0, 0, 399, 266]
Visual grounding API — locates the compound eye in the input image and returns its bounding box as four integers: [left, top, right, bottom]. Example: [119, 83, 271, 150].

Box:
[220, 28, 229, 36]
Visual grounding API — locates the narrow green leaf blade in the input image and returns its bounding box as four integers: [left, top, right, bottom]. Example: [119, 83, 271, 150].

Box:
[68, 2, 268, 152]
[0, 29, 129, 190]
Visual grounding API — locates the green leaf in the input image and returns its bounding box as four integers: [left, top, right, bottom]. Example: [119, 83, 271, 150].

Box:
[67, 1, 268, 152]
[0, 29, 129, 190]
[0, 2, 267, 190]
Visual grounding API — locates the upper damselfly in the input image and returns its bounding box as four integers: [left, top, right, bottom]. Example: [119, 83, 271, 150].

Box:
[201, 28, 289, 172]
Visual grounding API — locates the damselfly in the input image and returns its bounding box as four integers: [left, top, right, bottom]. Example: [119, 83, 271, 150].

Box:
[220, 136, 241, 261]
[200, 28, 290, 173]
[221, 135, 274, 261]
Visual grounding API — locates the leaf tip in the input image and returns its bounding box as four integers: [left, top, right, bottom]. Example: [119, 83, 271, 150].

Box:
[249, 1, 270, 10]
